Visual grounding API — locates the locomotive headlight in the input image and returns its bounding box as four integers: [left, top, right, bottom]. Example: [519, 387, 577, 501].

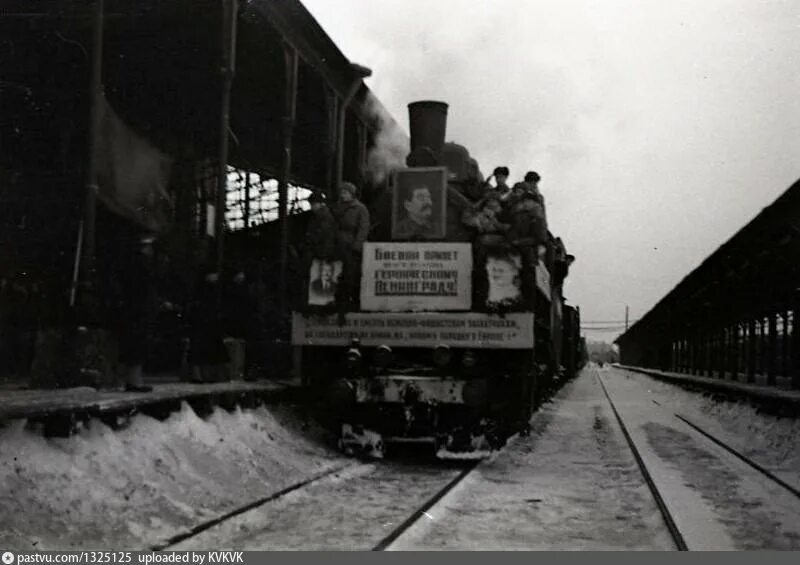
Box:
[433, 344, 452, 367]
[346, 338, 362, 368]
[374, 344, 393, 368]
[461, 350, 477, 368]
[346, 348, 362, 367]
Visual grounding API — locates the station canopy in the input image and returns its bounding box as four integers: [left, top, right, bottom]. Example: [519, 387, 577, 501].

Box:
[617, 178, 800, 348]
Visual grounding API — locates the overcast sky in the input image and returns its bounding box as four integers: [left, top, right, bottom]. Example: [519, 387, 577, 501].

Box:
[303, 0, 800, 342]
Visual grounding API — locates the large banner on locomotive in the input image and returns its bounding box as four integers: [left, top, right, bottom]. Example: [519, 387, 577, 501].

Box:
[360, 242, 472, 311]
[292, 312, 534, 349]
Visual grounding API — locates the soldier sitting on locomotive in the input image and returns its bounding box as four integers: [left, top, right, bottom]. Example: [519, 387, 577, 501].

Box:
[498, 182, 527, 222]
[523, 171, 545, 208]
[463, 193, 510, 243]
[492, 166, 512, 202]
[508, 192, 549, 297]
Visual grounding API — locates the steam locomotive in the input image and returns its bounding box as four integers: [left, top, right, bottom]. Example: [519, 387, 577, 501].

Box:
[292, 101, 583, 457]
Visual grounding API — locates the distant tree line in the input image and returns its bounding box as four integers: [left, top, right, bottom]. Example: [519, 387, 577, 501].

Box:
[586, 341, 619, 364]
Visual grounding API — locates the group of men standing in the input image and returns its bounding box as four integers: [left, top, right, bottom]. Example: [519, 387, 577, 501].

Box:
[304, 181, 370, 305]
[302, 166, 550, 305]
[491, 167, 545, 209]
[464, 166, 549, 249]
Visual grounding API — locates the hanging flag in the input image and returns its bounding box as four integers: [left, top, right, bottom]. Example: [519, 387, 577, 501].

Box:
[94, 97, 174, 233]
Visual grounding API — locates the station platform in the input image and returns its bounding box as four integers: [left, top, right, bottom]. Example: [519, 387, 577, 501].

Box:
[0, 378, 302, 425]
[617, 365, 800, 413]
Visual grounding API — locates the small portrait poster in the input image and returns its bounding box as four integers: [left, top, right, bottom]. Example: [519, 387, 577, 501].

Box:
[391, 167, 448, 240]
[308, 258, 343, 306]
[485, 249, 524, 308]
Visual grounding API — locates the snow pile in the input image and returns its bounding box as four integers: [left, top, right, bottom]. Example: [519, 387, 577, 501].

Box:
[618, 369, 800, 488]
[0, 404, 345, 550]
[394, 377, 675, 550]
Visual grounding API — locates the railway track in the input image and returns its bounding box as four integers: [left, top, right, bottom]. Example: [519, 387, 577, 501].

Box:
[151, 462, 363, 551]
[153, 368, 797, 551]
[595, 372, 688, 551]
[650, 399, 800, 500]
[153, 456, 480, 551]
[371, 460, 480, 551]
[597, 368, 800, 550]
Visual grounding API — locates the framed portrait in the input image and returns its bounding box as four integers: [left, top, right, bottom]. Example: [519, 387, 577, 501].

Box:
[391, 167, 448, 240]
[308, 258, 343, 306]
[484, 248, 524, 309]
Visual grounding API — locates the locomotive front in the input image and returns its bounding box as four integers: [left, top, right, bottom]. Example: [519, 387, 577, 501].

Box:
[293, 101, 566, 457]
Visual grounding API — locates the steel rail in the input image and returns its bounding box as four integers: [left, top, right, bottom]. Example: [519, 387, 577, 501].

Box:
[372, 461, 480, 551]
[650, 400, 800, 500]
[595, 372, 688, 551]
[151, 463, 359, 551]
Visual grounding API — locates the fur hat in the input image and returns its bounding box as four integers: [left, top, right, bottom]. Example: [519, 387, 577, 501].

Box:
[493, 166, 510, 177]
[338, 181, 358, 197]
[524, 171, 541, 183]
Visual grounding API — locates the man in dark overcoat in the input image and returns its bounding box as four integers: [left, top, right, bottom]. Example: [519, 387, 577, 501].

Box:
[333, 182, 370, 304]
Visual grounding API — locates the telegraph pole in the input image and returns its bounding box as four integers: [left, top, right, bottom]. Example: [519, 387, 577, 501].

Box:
[625, 306, 629, 331]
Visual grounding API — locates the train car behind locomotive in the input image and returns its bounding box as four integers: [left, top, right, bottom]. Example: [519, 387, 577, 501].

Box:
[292, 101, 579, 457]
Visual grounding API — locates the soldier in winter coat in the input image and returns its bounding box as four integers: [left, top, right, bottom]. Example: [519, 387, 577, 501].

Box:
[493, 166, 512, 202]
[333, 182, 370, 255]
[463, 194, 509, 240]
[333, 182, 370, 304]
[500, 182, 529, 222]
[523, 171, 545, 208]
[187, 270, 230, 383]
[117, 235, 158, 392]
[508, 192, 548, 249]
[507, 192, 549, 302]
[305, 191, 338, 259]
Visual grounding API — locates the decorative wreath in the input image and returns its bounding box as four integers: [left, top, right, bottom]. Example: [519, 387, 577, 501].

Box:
[485, 295, 526, 316]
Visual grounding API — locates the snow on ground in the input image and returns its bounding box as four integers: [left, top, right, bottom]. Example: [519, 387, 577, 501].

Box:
[642, 422, 800, 550]
[171, 460, 466, 550]
[0, 403, 346, 550]
[600, 369, 800, 550]
[610, 367, 800, 490]
[6, 367, 796, 551]
[390, 372, 675, 550]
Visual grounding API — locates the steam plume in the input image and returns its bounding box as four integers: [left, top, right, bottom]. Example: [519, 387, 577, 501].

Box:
[363, 91, 409, 184]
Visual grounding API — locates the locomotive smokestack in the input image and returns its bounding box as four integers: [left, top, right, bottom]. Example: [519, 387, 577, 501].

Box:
[407, 101, 448, 166]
